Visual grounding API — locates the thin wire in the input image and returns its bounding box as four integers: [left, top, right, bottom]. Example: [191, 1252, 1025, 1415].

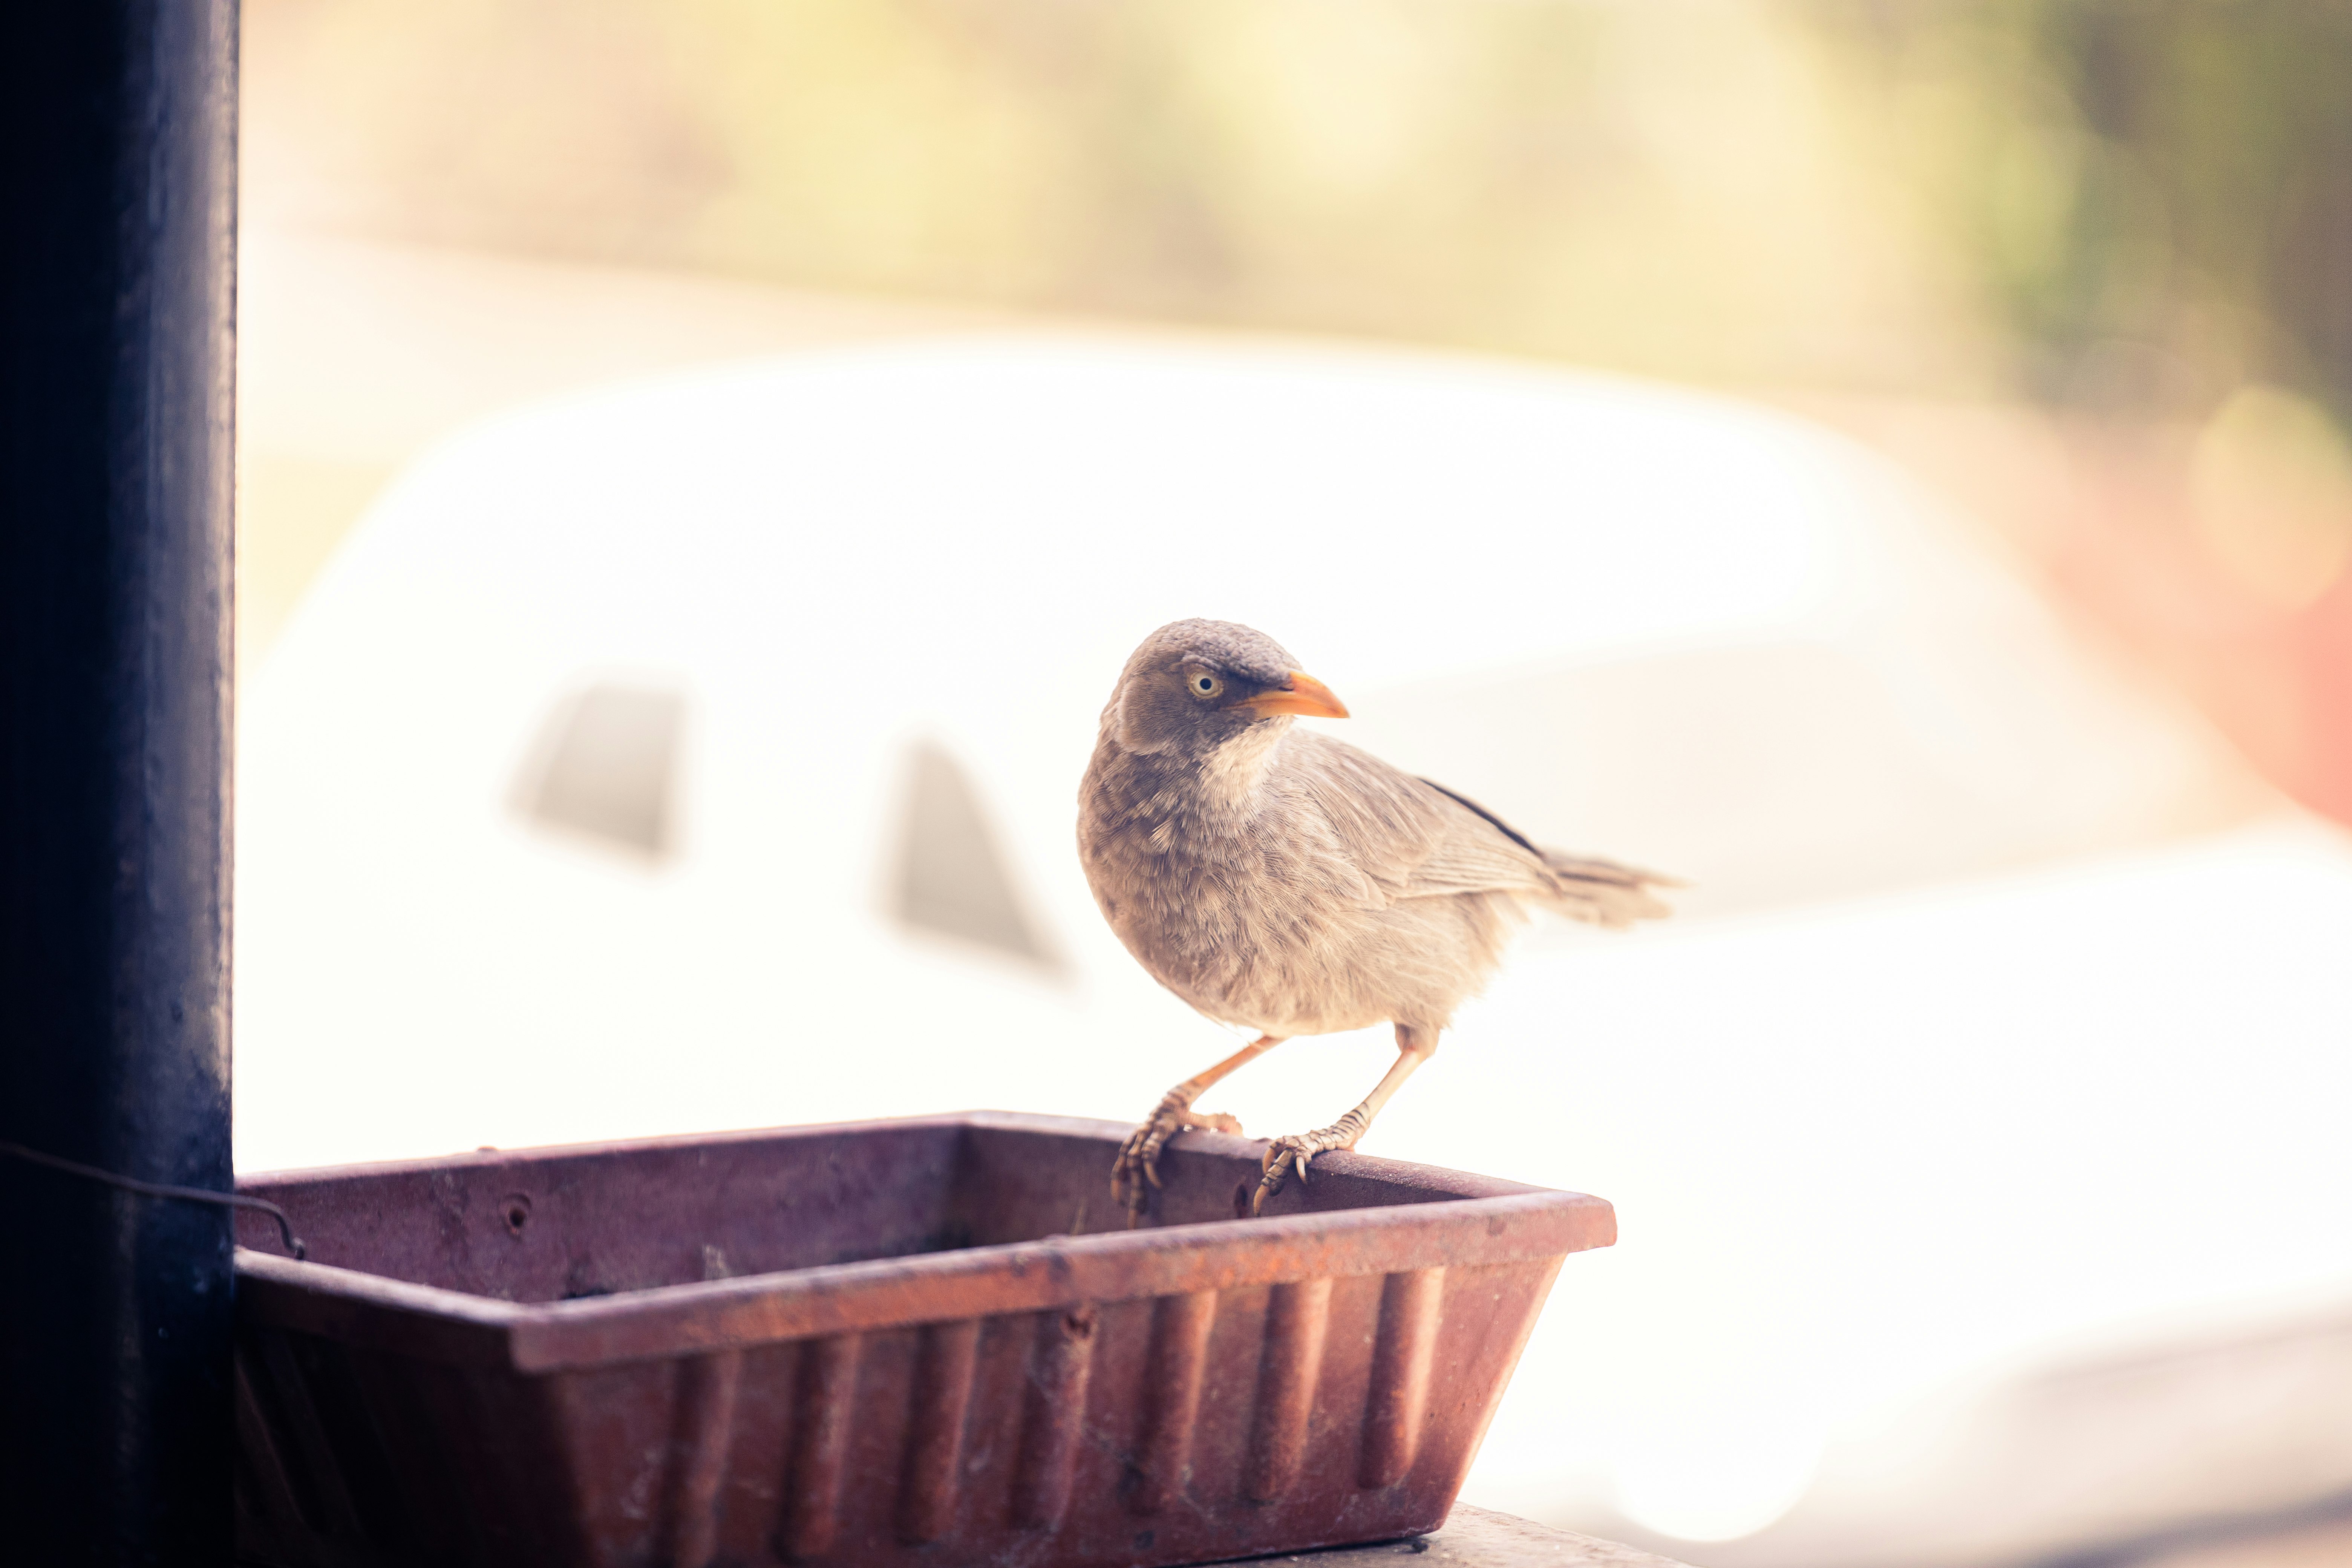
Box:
[0, 1139, 307, 1260]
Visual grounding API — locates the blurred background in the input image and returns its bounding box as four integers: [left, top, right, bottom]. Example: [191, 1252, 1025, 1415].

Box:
[234, 3, 2352, 1565]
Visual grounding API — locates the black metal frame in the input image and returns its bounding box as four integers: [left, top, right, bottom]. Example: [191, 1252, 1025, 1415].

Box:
[1, 2, 239, 1562]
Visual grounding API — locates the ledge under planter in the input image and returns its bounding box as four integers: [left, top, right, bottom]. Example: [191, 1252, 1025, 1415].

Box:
[229, 1111, 1615, 1568]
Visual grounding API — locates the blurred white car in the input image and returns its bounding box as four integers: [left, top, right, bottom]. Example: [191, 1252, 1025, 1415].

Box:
[237, 335, 2352, 1565]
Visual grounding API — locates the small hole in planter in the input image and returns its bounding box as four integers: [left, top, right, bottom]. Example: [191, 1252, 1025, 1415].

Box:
[501, 1194, 534, 1236]
[1234, 1183, 1253, 1219]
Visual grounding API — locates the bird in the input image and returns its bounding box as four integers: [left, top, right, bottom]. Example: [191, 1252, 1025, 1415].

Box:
[1078, 619, 1677, 1221]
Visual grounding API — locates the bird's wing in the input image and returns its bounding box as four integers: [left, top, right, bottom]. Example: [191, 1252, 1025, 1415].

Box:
[1280, 731, 1555, 905]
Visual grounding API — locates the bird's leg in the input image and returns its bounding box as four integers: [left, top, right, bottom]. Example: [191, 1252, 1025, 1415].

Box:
[1115, 1034, 1284, 1222]
[1253, 1024, 1435, 1216]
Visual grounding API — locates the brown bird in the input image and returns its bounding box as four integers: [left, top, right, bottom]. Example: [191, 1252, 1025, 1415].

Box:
[1078, 619, 1676, 1220]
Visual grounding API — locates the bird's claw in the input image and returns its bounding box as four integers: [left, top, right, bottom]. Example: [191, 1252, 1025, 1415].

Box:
[1250, 1124, 1358, 1217]
[1113, 1094, 1243, 1225]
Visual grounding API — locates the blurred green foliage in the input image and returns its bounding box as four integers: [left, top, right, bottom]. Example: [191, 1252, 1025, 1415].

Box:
[1831, 0, 2352, 420]
[242, 0, 1977, 391]
[243, 0, 2352, 416]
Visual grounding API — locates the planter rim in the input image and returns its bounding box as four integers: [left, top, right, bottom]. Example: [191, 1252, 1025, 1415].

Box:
[234, 1111, 1614, 1373]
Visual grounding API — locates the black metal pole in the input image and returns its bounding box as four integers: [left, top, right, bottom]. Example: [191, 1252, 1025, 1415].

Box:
[0, 3, 239, 1563]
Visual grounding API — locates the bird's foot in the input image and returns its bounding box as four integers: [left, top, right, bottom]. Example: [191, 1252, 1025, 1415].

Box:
[1113, 1091, 1244, 1224]
[1251, 1109, 1370, 1216]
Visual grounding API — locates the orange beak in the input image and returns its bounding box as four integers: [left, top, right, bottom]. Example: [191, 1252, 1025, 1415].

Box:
[1236, 670, 1350, 720]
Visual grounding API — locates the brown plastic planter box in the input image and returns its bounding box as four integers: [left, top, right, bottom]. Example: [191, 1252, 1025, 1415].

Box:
[230, 1112, 1613, 1568]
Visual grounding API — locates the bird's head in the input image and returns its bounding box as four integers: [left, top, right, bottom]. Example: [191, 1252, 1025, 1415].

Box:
[1108, 619, 1349, 758]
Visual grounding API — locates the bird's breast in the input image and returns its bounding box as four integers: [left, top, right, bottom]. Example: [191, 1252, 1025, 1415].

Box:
[1083, 808, 1365, 1023]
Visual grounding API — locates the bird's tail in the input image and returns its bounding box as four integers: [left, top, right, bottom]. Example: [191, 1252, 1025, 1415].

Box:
[1540, 850, 1680, 929]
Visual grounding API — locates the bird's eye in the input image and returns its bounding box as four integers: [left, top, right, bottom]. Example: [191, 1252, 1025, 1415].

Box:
[1188, 672, 1223, 700]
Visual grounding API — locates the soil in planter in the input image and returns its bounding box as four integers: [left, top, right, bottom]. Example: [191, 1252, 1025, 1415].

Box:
[237, 1117, 1463, 1303]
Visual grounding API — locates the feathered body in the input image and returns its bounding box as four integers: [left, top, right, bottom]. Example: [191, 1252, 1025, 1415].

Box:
[1078, 620, 1666, 1041]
